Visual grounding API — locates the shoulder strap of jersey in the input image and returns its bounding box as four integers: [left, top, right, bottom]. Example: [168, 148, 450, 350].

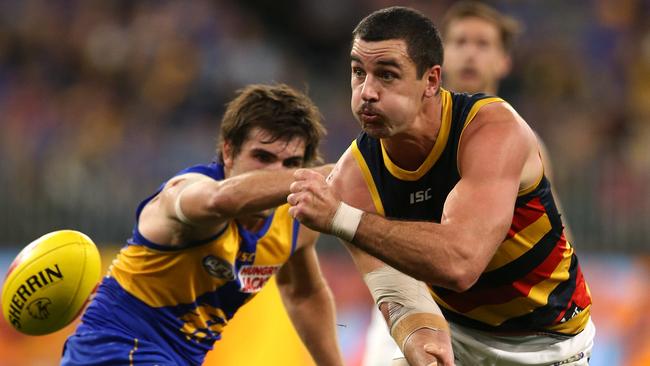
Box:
[349, 139, 385, 216]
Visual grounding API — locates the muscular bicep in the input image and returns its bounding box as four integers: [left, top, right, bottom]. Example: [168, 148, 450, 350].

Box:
[444, 102, 538, 268]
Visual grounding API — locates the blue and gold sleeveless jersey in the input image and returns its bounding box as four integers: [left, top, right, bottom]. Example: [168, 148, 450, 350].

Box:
[76, 162, 300, 365]
[352, 89, 592, 336]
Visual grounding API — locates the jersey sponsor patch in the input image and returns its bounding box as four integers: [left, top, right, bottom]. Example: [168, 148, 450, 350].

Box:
[238, 265, 281, 293]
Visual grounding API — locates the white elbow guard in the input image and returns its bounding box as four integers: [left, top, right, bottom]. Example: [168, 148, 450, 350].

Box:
[363, 266, 449, 351]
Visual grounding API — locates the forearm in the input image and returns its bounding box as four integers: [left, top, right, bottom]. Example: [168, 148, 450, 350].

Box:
[219, 165, 333, 218]
[279, 284, 344, 366]
[216, 169, 298, 216]
[352, 213, 472, 290]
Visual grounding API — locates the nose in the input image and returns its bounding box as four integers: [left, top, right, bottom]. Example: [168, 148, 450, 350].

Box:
[360, 75, 379, 103]
[463, 42, 480, 59]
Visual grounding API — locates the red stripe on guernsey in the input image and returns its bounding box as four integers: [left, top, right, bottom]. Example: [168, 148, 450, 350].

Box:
[439, 235, 569, 313]
[507, 197, 546, 239]
[553, 266, 591, 323]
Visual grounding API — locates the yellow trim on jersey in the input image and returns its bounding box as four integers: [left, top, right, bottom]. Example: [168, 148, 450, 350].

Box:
[518, 171, 544, 197]
[430, 243, 576, 331]
[463, 97, 504, 129]
[456, 96, 504, 176]
[379, 89, 453, 181]
[485, 213, 552, 271]
[350, 141, 385, 216]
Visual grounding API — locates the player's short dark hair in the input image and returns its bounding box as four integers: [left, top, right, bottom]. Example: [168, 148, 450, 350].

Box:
[441, 1, 521, 53]
[352, 6, 444, 78]
[217, 84, 325, 166]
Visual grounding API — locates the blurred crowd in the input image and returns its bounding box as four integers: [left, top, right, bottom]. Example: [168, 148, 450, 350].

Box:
[0, 0, 649, 250]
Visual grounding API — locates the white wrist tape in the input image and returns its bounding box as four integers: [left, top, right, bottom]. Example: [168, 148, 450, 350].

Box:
[330, 201, 363, 242]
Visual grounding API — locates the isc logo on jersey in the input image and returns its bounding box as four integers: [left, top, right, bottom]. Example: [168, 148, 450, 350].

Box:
[409, 188, 432, 204]
[238, 265, 281, 293]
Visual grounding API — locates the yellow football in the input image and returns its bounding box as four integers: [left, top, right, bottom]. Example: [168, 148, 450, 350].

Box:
[1, 230, 101, 335]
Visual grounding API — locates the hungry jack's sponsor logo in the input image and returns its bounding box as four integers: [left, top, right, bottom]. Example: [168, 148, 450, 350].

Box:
[238, 265, 281, 293]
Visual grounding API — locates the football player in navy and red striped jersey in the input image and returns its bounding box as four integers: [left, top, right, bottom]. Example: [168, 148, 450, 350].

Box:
[289, 6, 593, 366]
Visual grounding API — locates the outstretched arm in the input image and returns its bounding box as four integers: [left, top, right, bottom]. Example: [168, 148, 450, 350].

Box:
[276, 225, 344, 366]
[165, 165, 333, 227]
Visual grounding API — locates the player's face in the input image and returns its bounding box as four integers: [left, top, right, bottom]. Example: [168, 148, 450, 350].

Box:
[350, 38, 431, 139]
[223, 127, 306, 177]
[443, 17, 510, 95]
[223, 127, 306, 218]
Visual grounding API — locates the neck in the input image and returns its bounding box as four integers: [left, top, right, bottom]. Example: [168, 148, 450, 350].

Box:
[381, 93, 443, 170]
[237, 216, 266, 231]
[483, 82, 498, 96]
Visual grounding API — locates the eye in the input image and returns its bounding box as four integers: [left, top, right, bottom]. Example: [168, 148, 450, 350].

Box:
[379, 71, 397, 82]
[476, 39, 490, 49]
[352, 67, 366, 79]
[253, 152, 274, 163]
[283, 158, 303, 168]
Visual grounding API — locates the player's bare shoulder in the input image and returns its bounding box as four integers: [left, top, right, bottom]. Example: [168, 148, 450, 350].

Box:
[464, 101, 536, 145]
[459, 100, 542, 189]
[329, 145, 377, 213]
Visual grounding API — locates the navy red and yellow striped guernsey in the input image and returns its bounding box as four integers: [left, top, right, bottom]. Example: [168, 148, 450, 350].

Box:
[352, 88, 592, 335]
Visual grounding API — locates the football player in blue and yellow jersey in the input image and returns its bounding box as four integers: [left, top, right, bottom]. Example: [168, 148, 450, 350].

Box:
[61, 84, 344, 366]
[289, 7, 594, 366]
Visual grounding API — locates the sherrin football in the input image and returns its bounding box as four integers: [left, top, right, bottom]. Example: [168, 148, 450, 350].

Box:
[1, 230, 101, 335]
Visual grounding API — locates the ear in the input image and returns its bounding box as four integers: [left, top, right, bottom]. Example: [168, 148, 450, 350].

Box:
[423, 65, 442, 98]
[222, 141, 234, 170]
